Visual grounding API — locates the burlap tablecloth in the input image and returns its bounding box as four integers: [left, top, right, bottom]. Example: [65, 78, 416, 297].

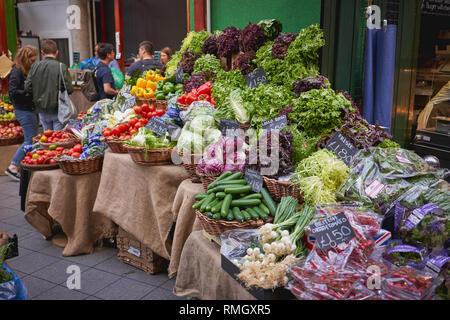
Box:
[0, 144, 21, 176]
[168, 179, 204, 278]
[174, 231, 256, 300]
[25, 169, 117, 256]
[92, 150, 190, 261]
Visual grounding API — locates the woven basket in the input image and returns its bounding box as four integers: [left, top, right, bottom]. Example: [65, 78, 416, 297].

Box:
[20, 161, 60, 171]
[55, 156, 104, 175]
[136, 97, 156, 107]
[263, 176, 303, 202]
[176, 102, 190, 111]
[178, 152, 203, 183]
[105, 137, 128, 154]
[0, 135, 24, 146]
[195, 210, 272, 237]
[197, 171, 220, 191]
[34, 133, 80, 149]
[155, 100, 168, 109]
[0, 119, 19, 127]
[125, 145, 173, 166]
[116, 228, 167, 275]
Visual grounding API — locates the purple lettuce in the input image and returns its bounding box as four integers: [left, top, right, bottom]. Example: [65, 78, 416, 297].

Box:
[293, 76, 330, 97]
[179, 50, 202, 75]
[217, 26, 241, 58]
[272, 33, 297, 60]
[202, 34, 219, 56]
[232, 51, 257, 76]
[240, 22, 265, 53]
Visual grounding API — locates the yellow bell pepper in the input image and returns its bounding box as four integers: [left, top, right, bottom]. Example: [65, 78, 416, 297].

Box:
[146, 71, 156, 82]
[146, 81, 157, 91]
[143, 88, 154, 99]
[130, 86, 138, 96]
[136, 78, 147, 89]
[136, 87, 145, 98]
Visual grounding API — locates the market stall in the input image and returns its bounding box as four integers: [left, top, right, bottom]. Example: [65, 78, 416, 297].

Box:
[25, 169, 117, 256]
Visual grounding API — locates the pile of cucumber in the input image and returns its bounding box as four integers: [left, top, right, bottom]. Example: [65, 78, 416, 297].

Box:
[192, 171, 278, 223]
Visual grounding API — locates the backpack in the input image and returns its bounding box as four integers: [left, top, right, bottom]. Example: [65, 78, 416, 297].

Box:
[80, 67, 100, 102]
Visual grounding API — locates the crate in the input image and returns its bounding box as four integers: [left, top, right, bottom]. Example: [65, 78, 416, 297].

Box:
[116, 228, 167, 275]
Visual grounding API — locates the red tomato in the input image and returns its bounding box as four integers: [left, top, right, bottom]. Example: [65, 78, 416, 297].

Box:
[26, 152, 33, 157]
[72, 152, 81, 158]
[36, 156, 45, 164]
[156, 109, 165, 117]
[56, 147, 65, 153]
[133, 106, 142, 115]
[49, 159, 57, 164]
[128, 118, 138, 127]
[134, 123, 143, 130]
[149, 105, 156, 112]
[123, 135, 131, 140]
[44, 130, 53, 137]
[139, 118, 148, 125]
[141, 104, 150, 113]
[151, 112, 157, 118]
[129, 129, 137, 136]
[118, 124, 127, 133]
[73, 144, 83, 154]
[36, 150, 45, 155]
[31, 159, 38, 165]
[111, 127, 121, 137]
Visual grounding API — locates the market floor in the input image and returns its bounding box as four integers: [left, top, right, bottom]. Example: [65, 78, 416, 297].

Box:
[0, 175, 186, 300]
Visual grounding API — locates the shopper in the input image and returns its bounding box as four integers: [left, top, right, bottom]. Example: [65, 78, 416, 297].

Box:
[24, 39, 73, 131]
[126, 41, 163, 77]
[93, 42, 121, 71]
[5, 46, 39, 181]
[95, 43, 120, 100]
[160, 46, 172, 76]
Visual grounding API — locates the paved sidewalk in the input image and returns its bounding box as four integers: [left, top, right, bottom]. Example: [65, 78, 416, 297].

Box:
[0, 175, 186, 300]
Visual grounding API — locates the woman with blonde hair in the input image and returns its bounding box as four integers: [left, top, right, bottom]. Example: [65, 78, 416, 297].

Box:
[5, 46, 39, 181]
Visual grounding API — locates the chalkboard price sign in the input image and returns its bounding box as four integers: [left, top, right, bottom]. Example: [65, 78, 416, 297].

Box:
[244, 168, 263, 193]
[326, 132, 359, 167]
[121, 94, 136, 112]
[145, 117, 168, 137]
[67, 118, 82, 128]
[175, 67, 185, 84]
[220, 119, 240, 136]
[262, 115, 287, 132]
[309, 212, 356, 252]
[245, 68, 269, 89]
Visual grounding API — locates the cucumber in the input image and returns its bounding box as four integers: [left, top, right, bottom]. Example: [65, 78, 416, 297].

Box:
[215, 192, 226, 199]
[231, 199, 261, 207]
[192, 196, 207, 210]
[226, 209, 234, 221]
[240, 193, 262, 200]
[233, 208, 245, 223]
[253, 206, 269, 221]
[206, 199, 220, 212]
[200, 193, 215, 212]
[212, 212, 221, 220]
[213, 184, 245, 192]
[215, 179, 247, 186]
[261, 187, 277, 216]
[194, 193, 208, 201]
[241, 209, 251, 221]
[221, 194, 233, 218]
[207, 171, 233, 189]
[246, 207, 260, 220]
[259, 203, 270, 215]
[224, 186, 253, 194]
[211, 200, 224, 213]
[219, 172, 243, 183]
[206, 212, 213, 218]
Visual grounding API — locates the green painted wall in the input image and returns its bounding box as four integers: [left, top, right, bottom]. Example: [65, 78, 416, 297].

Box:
[4, 0, 17, 58]
[210, 0, 321, 32]
[189, 0, 195, 32]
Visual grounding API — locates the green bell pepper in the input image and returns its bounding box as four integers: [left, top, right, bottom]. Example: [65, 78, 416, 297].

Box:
[163, 82, 175, 94]
[156, 80, 165, 90]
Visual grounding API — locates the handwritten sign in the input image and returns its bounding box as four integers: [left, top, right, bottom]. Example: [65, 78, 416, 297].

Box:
[145, 116, 168, 137]
[121, 94, 136, 112]
[244, 168, 263, 193]
[175, 67, 185, 84]
[245, 68, 269, 89]
[262, 115, 287, 132]
[220, 119, 240, 136]
[326, 132, 359, 167]
[309, 213, 356, 252]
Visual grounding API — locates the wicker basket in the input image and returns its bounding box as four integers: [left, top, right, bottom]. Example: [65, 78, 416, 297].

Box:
[55, 156, 104, 175]
[0, 119, 19, 127]
[116, 228, 167, 275]
[34, 133, 80, 149]
[155, 100, 168, 109]
[178, 151, 202, 183]
[105, 137, 128, 154]
[125, 145, 173, 166]
[20, 161, 60, 171]
[197, 171, 219, 191]
[176, 102, 190, 111]
[195, 210, 272, 237]
[263, 176, 303, 202]
[0, 135, 24, 146]
[136, 97, 156, 107]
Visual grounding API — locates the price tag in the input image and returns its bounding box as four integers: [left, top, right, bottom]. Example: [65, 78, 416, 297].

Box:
[326, 132, 359, 167]
[309, 213, 357, 252]
[121, 94, 136, 112]
[245, 67, 269, 89]
[145, 116, 168, 137]
[262, 115, 287, 132]
[220, 119, 240, 136]
[67, 118, 82, 128]
[166, 122, 182, 141]
[244, 168, 263, 193]
[175, 67, 185, 84]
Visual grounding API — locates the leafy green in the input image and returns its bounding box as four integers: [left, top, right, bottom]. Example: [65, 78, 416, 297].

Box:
[165, 51, 182, 77]
[180, 31, 212, 55]
[193, 54, 223, 75]
[285, 125, 320, 166]
[0, 243, 14, 283]
[211, 69, 247, 114]
[124, 127, 175, 150]
[378, 139, 401, 149]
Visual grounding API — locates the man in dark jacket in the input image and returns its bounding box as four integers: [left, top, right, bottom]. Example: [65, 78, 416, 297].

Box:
[24, 39, 73, 131]
[126, 41, 163, 77]
[95, 43, 120, 100]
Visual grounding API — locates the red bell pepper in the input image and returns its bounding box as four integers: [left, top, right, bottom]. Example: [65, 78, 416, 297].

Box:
[210, 97, 216, 105]
[178, 94, 187, 104]
[198, 94, 209, 101]
[191, 88, 198, 96]
[197, 82, 212, 96]
[186, 92, 198, 105]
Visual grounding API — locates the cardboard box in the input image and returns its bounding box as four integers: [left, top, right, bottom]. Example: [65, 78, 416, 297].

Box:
[0, 54, 13, 79]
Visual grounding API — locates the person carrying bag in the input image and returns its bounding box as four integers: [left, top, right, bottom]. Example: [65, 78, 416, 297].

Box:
[58, 62, 77, 125]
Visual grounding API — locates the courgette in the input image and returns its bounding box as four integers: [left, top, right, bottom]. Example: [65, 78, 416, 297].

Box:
[231, 199, 261, 207]
[219, 172, 243, 182]
[206, 199, 220, 212]
[206, 212, 213, 218]
[211, 200, 224, 213]
[233, 208, 245, 222]
[194, 193, 208, 201]
[246, 207, 260, 220]
[261, 187, 277, 216]
[216, 192, 226, 199]
[221, 194, 233, 217]
[224, 186, 252, 194]
[212, 212, 221, 220]
[215, 179, 247, 186]
[192, 196, 207, 210]
[253, 206, 269, 221]
[226, 209, 234, 221]
[211, 184, 245, 193]
[259, 203, 270, 215]
[240, 193, 262, 200]
[241, 209, 251, 221]
[200, 193, 215, 212]
[207, 171, 233, 189]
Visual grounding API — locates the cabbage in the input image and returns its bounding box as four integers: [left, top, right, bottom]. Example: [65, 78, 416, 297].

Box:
[190, 114, 215, 133]
[176, 129, 204, 154]
[204, 128, 222, 147]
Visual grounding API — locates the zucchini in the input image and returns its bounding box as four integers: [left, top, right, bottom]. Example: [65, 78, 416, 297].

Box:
[192, 196, 207, 210]
[220, 172, 243, 183]
[194, 193, 208, 201]
[221, 194, 233, 217]
[215, 179, 247, 186]
[241, 209, 251, 221]
[246, 207, 260, 220]
[211, 200, 224, 213]
[212, 212, 221, 220]
[206, 212, 213, 218]
[200, 193, 215, 212]
[259, 203, 270, 215]
[261, 187, 276, 216]
[212, 184, 245, 192]
[224, 186, 252, 194]
[206, 199, 220, 212]
[226, 209, 234, 221]
[207, 171, 233, 189]
[233, 208, 245, 223]
[215, 192, 226, 199]
[240, 193, 262, 200]
[231, 199, 261, 207]
[253, 206, 269, 221]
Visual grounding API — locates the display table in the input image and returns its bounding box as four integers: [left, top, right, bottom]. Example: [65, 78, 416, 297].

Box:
[168, 179, 204, 278]
[174, 231, 256, 300]
[0, 144, 21, 176]
[92, 150, 190, 261]
[24, 169, 117, 256]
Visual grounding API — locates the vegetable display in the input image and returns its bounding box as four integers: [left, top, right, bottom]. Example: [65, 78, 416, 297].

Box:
[239, 22, 265, 53]
[193, 54, 222, 75]
[217, 26, 241, 58]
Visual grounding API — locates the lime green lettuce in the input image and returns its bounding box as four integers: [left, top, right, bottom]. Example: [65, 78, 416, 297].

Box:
[193, 54, 223, 75]
[285, 125, 320, 166]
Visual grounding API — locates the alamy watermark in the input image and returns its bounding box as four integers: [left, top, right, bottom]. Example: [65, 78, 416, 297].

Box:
[66, 265, 81, 290]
